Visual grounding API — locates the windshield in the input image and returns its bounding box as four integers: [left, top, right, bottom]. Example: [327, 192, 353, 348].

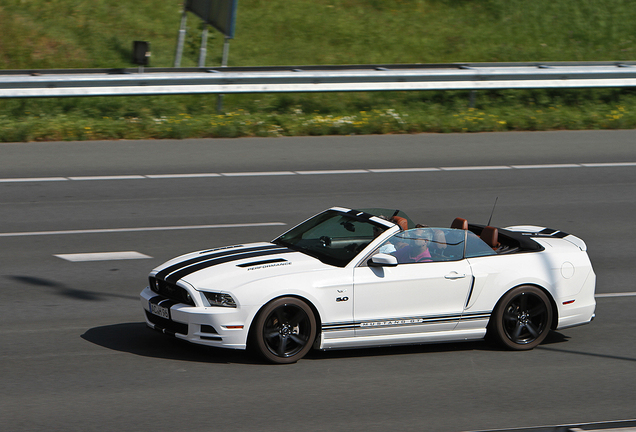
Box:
[273, 209, 393, 267]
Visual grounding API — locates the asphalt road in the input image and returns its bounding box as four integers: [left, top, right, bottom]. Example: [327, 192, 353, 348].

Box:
[1, 131, 635, 432]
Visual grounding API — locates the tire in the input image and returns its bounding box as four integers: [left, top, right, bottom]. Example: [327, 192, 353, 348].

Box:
[252, 297, 316, 364]
[492, 285, 552, 350]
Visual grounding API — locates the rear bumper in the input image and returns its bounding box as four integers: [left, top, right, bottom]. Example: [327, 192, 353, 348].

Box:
[556, 269, 596, 330]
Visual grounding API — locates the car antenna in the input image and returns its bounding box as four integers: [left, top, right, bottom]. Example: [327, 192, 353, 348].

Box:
[487, 197, 498, 226]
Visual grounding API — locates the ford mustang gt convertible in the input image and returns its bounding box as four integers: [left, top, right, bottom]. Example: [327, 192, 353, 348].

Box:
[140, 207, 596, 364]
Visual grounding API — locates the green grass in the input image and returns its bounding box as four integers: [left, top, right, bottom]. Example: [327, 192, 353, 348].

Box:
[1, 0, 636, 141]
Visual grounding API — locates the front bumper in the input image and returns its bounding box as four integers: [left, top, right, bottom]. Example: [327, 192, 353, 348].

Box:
[140, 286, 250, 349]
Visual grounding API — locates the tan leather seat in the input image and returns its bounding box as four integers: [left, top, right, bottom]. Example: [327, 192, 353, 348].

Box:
[480, 226, 500, 249]
[451, 217, 468, 230]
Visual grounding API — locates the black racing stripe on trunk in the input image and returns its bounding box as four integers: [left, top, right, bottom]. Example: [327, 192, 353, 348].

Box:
[534, 228, 569, 239]
[165, 247, 294, 284]
[156, 244, 282, 280]
[538, 228, 557, 235]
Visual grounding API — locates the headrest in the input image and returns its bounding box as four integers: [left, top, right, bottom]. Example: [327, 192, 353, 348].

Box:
[480, 226, 500, 249]
[390, 216, 408, 231]
[451, 217, 468, 230]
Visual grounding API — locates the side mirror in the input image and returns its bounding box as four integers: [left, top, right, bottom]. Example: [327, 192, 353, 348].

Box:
[369, 253, 398, 267]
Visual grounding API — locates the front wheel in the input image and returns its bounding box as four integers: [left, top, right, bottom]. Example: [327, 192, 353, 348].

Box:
[492, 286, 552, 350]
[252, 297, 316, 364]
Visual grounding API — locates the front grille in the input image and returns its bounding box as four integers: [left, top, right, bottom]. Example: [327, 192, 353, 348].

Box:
[145, 310, 189, 336]
[149, 276, 195, 306]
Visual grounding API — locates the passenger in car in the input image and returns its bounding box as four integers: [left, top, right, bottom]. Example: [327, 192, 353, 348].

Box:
[392, 228, 433, 263]
[415, 224, 447, 261]
[429, 229, 448, 260]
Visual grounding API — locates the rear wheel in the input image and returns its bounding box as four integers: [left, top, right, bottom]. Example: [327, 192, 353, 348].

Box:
[253, 297, 316, 364]
[492, 285, 552, 350]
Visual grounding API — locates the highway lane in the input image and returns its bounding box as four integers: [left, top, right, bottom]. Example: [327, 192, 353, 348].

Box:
[2, 130, 636, 178]
[1, 131, 635, 432]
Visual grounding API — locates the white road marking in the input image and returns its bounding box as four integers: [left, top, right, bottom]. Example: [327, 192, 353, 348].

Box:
[145, 173, 221, 179]
[582, 162, 636, 167]
[296, 169, 369, 175]
[595, 292, 636, 298]
[0, 222, 286, 237]
[67, 175, 146, 181]
[2, 162, 634, 183]
[440, 165, 510, 171]
[221, 171, 296, 177]
[369, 167, 440, 173]
[55, 251, 152, 262]
[511, 163, 581, 169]
[0, 177, 67, 182]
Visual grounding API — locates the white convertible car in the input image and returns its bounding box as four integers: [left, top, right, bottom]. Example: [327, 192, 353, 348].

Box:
[140, 207, 596, 363]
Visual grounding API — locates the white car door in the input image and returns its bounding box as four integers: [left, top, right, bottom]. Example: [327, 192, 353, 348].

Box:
[353, 260, 473, 337]
[352, 228, 473, 338]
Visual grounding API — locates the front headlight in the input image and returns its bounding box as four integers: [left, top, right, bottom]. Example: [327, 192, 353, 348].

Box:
[202, 292, 237, 308]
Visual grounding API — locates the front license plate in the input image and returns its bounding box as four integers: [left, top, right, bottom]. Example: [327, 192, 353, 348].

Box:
[150, 302, 170, 319]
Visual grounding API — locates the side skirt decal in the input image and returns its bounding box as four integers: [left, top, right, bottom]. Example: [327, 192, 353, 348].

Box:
[322, 311, 492, 333]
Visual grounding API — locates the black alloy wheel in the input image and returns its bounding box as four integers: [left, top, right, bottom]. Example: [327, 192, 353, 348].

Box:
[492, 285, 553, 350]
[253, 297, 316, 364]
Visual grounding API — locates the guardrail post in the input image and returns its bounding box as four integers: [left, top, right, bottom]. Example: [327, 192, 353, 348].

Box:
[216, 37, 231, 113]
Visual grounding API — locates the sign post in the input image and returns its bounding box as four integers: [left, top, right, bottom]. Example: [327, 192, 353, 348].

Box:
[174, 10, 188, 67]
[174, 0, 238, 68]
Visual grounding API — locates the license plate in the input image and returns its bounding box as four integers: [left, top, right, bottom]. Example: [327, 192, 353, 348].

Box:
[150, 302, 170, 319]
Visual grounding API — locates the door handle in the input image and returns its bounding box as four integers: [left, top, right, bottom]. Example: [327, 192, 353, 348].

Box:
[445, 272, 466, 280]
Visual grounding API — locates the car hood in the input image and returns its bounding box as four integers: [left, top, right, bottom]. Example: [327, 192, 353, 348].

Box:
[151, 242, 334, 292]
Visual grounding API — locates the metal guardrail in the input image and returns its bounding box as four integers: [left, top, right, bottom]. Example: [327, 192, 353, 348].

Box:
[1, 62, 636, 98]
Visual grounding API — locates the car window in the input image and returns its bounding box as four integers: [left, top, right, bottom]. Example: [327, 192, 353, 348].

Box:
[465, 231, 497, 258]
[378, 228, 466, 264]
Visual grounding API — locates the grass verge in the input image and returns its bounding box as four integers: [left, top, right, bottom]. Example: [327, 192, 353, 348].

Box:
[2, 89, 635, 142]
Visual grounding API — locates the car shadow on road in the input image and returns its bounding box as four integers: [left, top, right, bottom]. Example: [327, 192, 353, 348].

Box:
[81, 322, 262, 364]
[81, 322, 574, 365]
[6, 275, 138, 301]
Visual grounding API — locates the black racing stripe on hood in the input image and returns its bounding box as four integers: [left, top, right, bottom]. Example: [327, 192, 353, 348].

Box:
[165, 247, 295, 284]
[156, 244, 282, 280]
[236, 258, 288, 268]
